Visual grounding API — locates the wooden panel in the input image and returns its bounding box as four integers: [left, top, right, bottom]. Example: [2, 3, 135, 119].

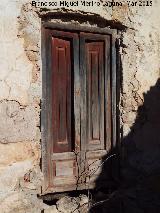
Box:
[79, 34, 112, 188]
[86, 159, 102, 182]
[42, 28, 54, 192]
[86, 150, 107, 183]
[56, 161, 74, 176]
[42, 31, 80, 193]
[53, 176, 77, 186]
[52, 152, 77, 187]
[52, 37, 72, 153]
[86, 42, 105, 150]
[90, 51, 100, 140]
[79, 36, 87, 184]
[73, 37, 81, 153]
[52, 152, 75, 160]
[105, 36, 112, 151]
[42, 28, 116, 194]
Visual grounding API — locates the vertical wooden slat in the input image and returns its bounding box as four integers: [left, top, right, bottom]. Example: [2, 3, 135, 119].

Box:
[52, 37, 72, 153]
[42, 29, 54, 191]
[58, 48, 67, 141]
[111, 33, 117, 149]
[105, 36, 112, 152]
[91, 52, 100, 139]
[41, 27, 49, 192]
[80, 36, 87, 182]
[85, 42, 105, 150]
[73, 37, 80, 152]
[66, 41, 72, 149]
[73, 36, 82, 185]
[99, 42, 105, 150]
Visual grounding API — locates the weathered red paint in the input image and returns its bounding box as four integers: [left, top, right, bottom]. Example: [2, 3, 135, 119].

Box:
[52, 37, 72, 153]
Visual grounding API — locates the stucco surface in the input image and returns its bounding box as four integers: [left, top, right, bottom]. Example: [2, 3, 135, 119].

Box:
[0, 0, 160, 212]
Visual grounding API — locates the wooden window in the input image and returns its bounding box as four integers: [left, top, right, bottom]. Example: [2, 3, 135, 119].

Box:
[42, 25, 117, 194]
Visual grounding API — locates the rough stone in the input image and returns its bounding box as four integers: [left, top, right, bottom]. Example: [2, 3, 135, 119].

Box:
[78, 204, 88, 213]
[0, 191, 44, 213]
[0, 100, 39, 143]
[0, 142, 39, 167]
[79, 194, 89, 207]
[44, 206, 59, 213]
[56, 196, 79, 213]
[0, 160, 33, 192]
[0, 0, 160, 212]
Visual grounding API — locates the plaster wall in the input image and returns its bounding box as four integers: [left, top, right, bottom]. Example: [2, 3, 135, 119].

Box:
[0, 0, 159, 212]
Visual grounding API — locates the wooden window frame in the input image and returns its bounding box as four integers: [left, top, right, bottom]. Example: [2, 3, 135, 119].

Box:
[41, 22, 118, 194]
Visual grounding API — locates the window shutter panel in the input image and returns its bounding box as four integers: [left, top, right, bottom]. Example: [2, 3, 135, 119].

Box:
[42, 29, 115, 194]
[52, 37, 72, 153]
[86, 42, 105, 151]
[45, 33, 79, 193]
[80, 33, 112, 184]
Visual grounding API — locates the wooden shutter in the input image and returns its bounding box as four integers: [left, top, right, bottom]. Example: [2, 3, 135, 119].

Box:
[42, 28, 116, 194]
[86, 42, 105, 150]
[42, 30, 80, 193]
[80, 33, 112, 184]
[52, 37, 72, 153]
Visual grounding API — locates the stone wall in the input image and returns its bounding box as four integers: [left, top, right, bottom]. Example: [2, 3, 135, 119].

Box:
[0, 0, 160, 212]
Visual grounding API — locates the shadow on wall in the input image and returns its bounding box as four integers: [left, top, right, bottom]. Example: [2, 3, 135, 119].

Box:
[90, 79, 160, 213]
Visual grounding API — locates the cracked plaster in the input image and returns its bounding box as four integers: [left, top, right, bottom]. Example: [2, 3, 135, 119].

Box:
[0, 0, 159, 212]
